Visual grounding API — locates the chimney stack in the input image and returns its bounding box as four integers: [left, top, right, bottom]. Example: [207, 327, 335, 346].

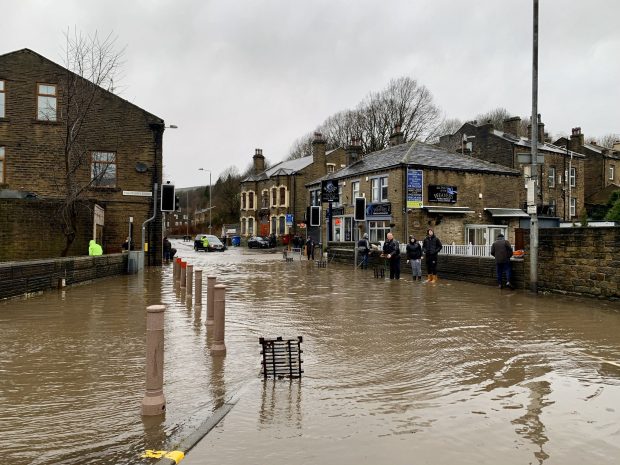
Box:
[346, 137, 363, 165]
[570, 127, 584, 153]
[253, 148, 265, 174]
[389, 124, 405, 146]
[312, 132, 327, 169]
[527, 114, 545, 143]
[502, 116, 521, 136]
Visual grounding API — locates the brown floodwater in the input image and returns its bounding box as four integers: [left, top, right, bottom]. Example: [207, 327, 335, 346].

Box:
[1, 240, 619, 465]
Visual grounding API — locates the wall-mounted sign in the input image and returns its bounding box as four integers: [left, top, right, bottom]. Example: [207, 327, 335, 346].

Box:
[321, 180, 339, 202]
[366, 202, 392, 216]
[285, 214, 294, 226]
[123, 190, 152, 197]
[428, 185, 457, 203]
[331, 207, 345, 216]
[407, 169, 423, 208]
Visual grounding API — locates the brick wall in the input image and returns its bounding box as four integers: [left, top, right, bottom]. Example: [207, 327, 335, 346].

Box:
[0, 253, 127, 300]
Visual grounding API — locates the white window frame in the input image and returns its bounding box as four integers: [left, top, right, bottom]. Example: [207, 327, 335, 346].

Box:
[91, 151, 116, 187]
[380, 176, 388, 201]
[337, 183, 343, 206]
[37, 83, 57, 121]
[326, 163, 335, 173]
[261, 189, 269, 209]
[241, 192, 247, 210]
[240, 217, 246, 235]
[548, 167, 555, 188]
[371, 178, 380, 202]
[247, 216, 254, 235]
[278, 215, 286, 235]
[271, 216, 277, 235]
[570, 167, 576, 188]
[0, 146, 5, 184]
[609, 165, 615, 181]
[310, 189, 320, 207]
[368, 220, 391, 243]
[271, 186, 278, 207]
[278, 185, 288, 207]
[351, 181, 360, 204]
[0, 80, 5, 118]
[570, 197, 576, 217]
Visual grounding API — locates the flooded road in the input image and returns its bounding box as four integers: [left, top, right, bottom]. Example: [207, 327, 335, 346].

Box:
[1, 239, 619, 464]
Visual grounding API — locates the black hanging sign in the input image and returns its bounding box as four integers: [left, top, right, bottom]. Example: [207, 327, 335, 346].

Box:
[428, 185, 458, 203]
[321, 180, 339, 202]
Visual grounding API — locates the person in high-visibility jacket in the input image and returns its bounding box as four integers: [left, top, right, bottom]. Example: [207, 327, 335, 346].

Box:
[201, 235, 210, 251]
[89, 239, 103, 256]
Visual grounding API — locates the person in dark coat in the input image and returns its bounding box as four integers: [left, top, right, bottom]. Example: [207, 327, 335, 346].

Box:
[306, 237, 315, 260]
[422, 228, 442, 283]
[163, 236, 172, 263]
[382, 232, 401, 279]
[405, 235, 423, 281]
[357, 233, 370, 268]
[491, 233, 513, 289]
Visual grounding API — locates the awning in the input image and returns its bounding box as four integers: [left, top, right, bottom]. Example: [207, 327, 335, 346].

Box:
[423, 206, 474, 214]
[484, 208, 530, 218]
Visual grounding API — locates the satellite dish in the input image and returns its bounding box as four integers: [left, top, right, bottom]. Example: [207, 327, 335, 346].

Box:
[135, 162, 148, 173]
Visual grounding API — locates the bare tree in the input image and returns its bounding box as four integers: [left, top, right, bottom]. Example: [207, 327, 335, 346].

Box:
[287, 132, 315, 160]
[427, 117, 463, 143]
[590, 133, 620, 148]
[56, 29, 124, 256]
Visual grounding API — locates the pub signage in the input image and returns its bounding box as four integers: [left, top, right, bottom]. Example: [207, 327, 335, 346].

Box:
[366, 202, 392, 216]
[428, 185, 457, 203]
[321, 180, 339, 202]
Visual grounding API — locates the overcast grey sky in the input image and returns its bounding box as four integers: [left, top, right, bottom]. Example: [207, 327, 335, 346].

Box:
[3, 0, 619, 187]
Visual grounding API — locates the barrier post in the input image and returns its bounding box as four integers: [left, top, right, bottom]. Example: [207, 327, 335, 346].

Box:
[195, 269, 203, 305]
[141, 305, 166, 416]
[211, 284, 226, 355]
[206, 275, 216, 326]
[180, 261, 187, 288]
[186, 264, 193, 296]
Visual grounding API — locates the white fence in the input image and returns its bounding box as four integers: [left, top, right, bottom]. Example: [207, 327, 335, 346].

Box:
[397, 242, 513, 258]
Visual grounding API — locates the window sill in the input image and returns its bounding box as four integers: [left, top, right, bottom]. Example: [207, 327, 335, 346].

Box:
[32, 119, 61, 125]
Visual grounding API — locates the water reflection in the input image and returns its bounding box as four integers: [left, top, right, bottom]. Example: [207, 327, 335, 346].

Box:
[1, 243, 620, 465]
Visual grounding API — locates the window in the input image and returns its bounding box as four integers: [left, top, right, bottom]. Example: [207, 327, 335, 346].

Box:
[248, 192, 254, 209]
[271, 216, 277, 234]
[548, 199, 556, 216]
[271, 187, 277, 207]
[261, 190, 269, 209]
[327, 163, 335, 173]
[0, 80, 5, 118]
[0, 146, 5, 183]
[91, 152, 116, 187]
[337, 183, 343, 206]
[241, 218, 246, 235]
[279, 186, 286, 206]
[465, 225, 507, 245]
[548, 167, 555, 188]
[278, 216, 285, 235]
[609, 166, 615, 181]
[368, 220, 391, 243]
[37, 83, 57, 121]
[371, 178, 380, 202]
[310, 189, 320, 206]
[380, 176, 388, 201]
[241, 192, 247, 210]
[351, 181, 360, 203]
[247, 217, 254, 235]
[570, 167, 576, 188]
[570, 198, 576, 217]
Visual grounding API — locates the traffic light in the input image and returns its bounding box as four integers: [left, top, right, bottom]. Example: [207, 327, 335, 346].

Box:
[161, 184, 175, 211]
[310, 206, 321, 226]
[354, 197, 366, 221]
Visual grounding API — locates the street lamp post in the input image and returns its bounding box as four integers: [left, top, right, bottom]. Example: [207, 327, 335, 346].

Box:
[198, 168, 212, 234]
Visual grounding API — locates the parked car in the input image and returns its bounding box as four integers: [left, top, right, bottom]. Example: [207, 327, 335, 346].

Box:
[194, 234, 226, 252]
[247, 236, 270, 249]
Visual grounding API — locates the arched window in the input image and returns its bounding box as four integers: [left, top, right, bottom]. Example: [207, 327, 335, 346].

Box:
[271, 187, 277, 207]
[241, 192, 247, 210]
[241, 217, 246, 235]
[247, 217, 254, 235]
[248, 191, 255, 210]
[279, 186, 286, 206]
[271, 216, 277, 235]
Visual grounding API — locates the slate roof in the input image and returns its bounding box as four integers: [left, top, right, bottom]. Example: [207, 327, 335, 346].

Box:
[491, 130, 584, 158]
[306, 141, 520, 186]
[241, 149, 341, 182]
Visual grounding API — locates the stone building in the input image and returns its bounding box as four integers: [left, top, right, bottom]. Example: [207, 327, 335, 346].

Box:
[555, 127, 620, 216]
[306, 136, 524, 248]
[0, 49, 165, 263]
[438, 116, 586, 222]
[239, 134, 346, 238]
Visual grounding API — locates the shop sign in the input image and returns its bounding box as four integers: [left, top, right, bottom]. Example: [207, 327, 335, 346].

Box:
[428, 185, 457, 203]
[331, 207, 344, 216]
[366, 202, 392, 216]
[407, 169, 423, 208]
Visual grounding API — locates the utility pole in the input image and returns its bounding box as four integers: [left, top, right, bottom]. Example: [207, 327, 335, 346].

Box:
[529, 0, 539, 293]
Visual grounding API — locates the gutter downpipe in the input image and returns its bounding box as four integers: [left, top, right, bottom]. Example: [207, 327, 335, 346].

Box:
[141, 182, 159, 268]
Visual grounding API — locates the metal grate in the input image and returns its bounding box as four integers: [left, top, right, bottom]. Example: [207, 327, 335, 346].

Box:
[259, 336, 304, 379]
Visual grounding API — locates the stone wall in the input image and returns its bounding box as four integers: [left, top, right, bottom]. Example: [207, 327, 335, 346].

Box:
[0, 253, 127, 300]
[329, 226, 620, 299]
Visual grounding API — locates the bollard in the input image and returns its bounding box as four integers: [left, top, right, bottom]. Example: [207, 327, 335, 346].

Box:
[186, 264, 193, 296]
[206, 275, 216, 326]
[195, 269, 203, 306]
[141, 304, 166, 416]
[211, 284, 226, 355]
[173, 258, 180, 284]
[180, 261, 187, 288]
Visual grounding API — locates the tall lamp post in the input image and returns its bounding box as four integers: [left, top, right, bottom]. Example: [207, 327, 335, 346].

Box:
[198, 168, 212, 234]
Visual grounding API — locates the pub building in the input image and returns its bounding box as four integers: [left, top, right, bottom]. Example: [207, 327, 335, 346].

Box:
[306, 139, 527, 248]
